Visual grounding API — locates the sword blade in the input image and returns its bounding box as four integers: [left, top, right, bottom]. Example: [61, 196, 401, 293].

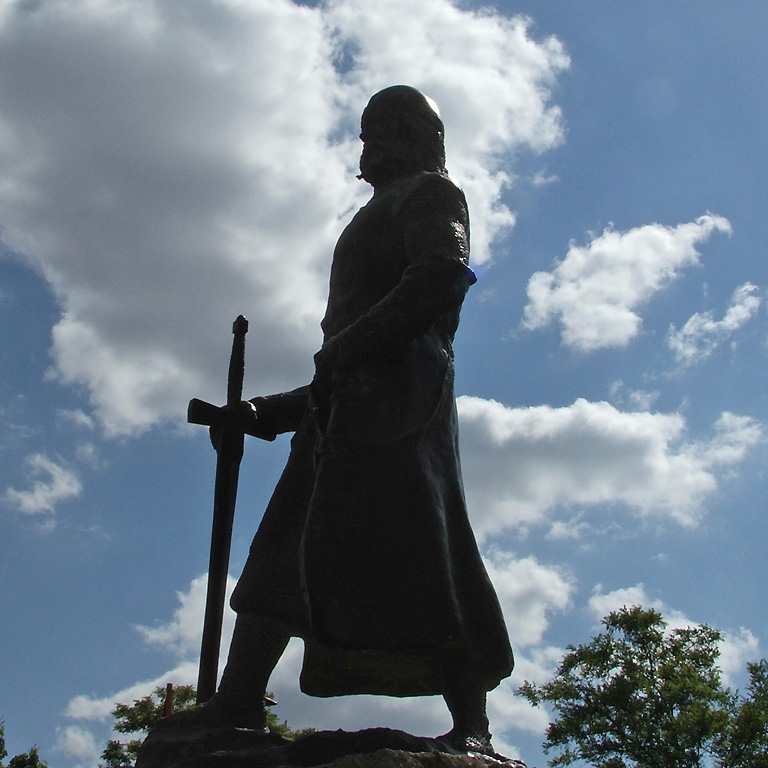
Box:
[196, 427, 243, 703]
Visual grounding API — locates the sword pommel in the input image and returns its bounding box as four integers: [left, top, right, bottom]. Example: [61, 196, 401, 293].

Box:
[232, 315, 248, 336]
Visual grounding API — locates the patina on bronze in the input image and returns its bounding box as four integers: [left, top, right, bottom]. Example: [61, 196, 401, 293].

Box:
[164, 85, 514, 756]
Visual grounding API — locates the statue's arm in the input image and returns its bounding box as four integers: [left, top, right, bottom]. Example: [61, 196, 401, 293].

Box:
[204, 386, 309, 449]
[248, 385, 311, 435]
[315, 176, 474, 377]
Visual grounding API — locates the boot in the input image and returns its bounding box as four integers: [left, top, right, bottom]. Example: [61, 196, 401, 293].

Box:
[441, 678, 494, 756]
[155, 613, 290, 732]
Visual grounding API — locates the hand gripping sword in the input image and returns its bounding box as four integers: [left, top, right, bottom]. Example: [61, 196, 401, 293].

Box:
[188, 315, 250, 704]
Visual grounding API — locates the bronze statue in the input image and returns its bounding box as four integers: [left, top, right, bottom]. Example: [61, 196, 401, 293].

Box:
[167, 85, 514, 755]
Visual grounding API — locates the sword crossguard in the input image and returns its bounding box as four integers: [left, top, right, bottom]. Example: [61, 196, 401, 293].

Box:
[187, 397, 276, 441]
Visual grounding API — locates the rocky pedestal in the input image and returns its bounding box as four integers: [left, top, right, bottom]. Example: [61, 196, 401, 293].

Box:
[135, 726, 527, 768]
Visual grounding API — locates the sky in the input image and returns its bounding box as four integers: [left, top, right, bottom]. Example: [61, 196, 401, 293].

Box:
[1, 1, 767, 765]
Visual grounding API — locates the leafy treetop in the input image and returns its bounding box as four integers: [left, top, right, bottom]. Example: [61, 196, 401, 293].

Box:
[100, 684, 313, 768]
[517, 606, 768, 768]
[0, 723, 49, 768]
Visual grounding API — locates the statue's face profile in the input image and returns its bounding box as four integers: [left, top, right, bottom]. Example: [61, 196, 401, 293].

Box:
[358, 118, 402, 186]
[358, 85, 445, 187]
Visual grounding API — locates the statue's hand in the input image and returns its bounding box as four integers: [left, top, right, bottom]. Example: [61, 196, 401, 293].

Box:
[311, 347, 336, 433]
[208, 400, 259, 451]
[313, 345, 333, 384]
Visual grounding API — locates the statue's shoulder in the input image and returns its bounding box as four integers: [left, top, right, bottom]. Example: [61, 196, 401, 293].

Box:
[394, 171, 468, 219]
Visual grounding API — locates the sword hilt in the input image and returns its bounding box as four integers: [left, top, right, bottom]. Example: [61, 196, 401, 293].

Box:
[227, 315, 248, 407]
[187, 397, 276, 441]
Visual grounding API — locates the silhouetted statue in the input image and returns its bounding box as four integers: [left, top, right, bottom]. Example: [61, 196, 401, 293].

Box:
[166, 85, 513, 755]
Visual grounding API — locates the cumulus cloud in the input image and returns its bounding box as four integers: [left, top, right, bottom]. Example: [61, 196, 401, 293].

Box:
[4, 452, 81, 519]
[522, 215, 732, 351]
[65, 659, 201, 723]
[483, 550, 573, 649]
[609, 380, 660, 412]
[65, 573, 233, 729]
[57, 409, 96, 430]
[135, 572, 237, 659]
[667, 282, 762, 367]
[479, 551, 573, 748]
[458, 396, 764, 539]
[54, 725, 101, 768]
[546, 514, 594, 541]
[0, 0, 567, 436]
[589, 583, 760, 688]
[63, 577, 228, 727]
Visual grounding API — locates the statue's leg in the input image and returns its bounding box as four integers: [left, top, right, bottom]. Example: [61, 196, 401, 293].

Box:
[441, 674, 493, 754]
[216, 613, 290, 727]
[155, 613, 290, 732]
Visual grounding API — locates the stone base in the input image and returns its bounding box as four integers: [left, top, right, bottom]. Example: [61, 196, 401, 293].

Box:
[135, 726, 526, 768]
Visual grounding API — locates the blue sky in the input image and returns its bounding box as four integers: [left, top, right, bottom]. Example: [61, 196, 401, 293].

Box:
[1, 1, 767, 765]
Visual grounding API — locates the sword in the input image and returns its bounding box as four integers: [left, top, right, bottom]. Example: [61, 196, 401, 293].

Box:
[189, 315, 251, 704]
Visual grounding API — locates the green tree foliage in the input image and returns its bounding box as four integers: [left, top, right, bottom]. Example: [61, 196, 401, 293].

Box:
[0, 723, 49, 768]
[99, 684, 197, 768]
[6, 749, 49, 768]
[517, 606, 731, 768]
[99, 684, 313, 768]
[715, 659, 768, 767]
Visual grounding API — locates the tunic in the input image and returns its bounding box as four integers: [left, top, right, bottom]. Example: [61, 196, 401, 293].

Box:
[230, 170, 514, 697]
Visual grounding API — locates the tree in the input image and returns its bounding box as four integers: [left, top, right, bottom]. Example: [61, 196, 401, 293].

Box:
[0, 723, 49, 768]
[99, 684, 313, 768]
[715, 659, 768, 767]
[99, 685, 196, 768]
[517, 606, 731, 768]
[6, 748, 48, 768]
[99, 684, 198, 768]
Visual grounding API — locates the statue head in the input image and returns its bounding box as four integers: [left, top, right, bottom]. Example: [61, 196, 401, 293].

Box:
[358, 85, 447, 187]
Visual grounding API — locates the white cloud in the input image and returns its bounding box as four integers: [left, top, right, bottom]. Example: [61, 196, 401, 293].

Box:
[458, 396, 764, 538]
[667, 282, 762, 367]
[65, 660, 201, 724]
[483, 550, 573, 649]
[478, 553, 573, 749]
[546, 514, 592, 541]
[0, 0, 567, 436]
[718, 627, 761, 687]
[522, 215, 732, 351]
[74, 441, 104, 470]
[66, 573, 234, 724]
[4, 452, 81, 518]
[135, 573, 237, 660]
[587, 583, 656, 623]
[609, 380, 660, 412]
[57, 409, 96, 430]
[54, 725, 101, 768]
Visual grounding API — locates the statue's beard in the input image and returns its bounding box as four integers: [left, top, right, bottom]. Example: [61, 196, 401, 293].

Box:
[358, 142, 412, 186]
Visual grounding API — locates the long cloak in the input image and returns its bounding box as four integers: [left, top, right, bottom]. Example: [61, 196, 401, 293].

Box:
[231, 171, 514, 697]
